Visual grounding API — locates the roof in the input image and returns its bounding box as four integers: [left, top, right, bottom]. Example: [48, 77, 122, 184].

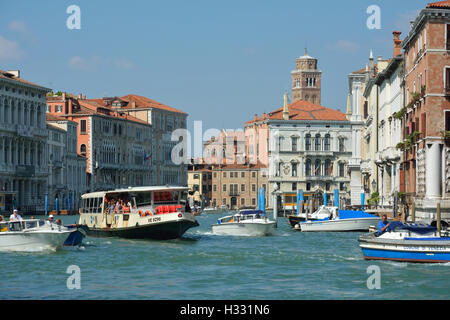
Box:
[82, 186, 188, 198]
[74, 100, 150, 126]
[120, 94, 187, 115]
[247, 100, 348, 124]
[427, 0, 450, 8]
[46, 113, 68, 121]
[0, 70, 50, 91]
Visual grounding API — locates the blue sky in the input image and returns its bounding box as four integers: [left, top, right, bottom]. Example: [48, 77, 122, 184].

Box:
[0, 0, 426, 134]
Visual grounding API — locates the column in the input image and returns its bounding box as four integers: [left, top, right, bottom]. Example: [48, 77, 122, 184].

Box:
[426, 143, 442, 198]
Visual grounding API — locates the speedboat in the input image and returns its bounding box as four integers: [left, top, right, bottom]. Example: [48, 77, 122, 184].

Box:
[212, 209, 276, 237]
[359, 221, 450, 263]
[79, 186, 199, 240]
[295, 210, 380, 232]
[0, 219, 77, 252]
[288, 206, 338, 228]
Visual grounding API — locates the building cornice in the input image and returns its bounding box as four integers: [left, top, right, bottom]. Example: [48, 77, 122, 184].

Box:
[402, 8, 450, 50]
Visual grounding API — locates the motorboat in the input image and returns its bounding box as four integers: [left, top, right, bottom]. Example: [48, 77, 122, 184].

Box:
[288, 206, 338, 228]
[79, 186, 199, 240]
[295, 210, 380, 232]
[0, 219, 77, 252]
[359, 221, 450, 263]
[212, 209, 276, 237]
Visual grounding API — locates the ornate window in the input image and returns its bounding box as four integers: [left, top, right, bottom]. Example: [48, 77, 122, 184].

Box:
[315, 159, 321, 176]
[305, 159, 311, 177]
[305, 134, 311, 151]
[324, 134, 331, 151]
[339, 137, 345, 152]
[315, 134, 321, 151]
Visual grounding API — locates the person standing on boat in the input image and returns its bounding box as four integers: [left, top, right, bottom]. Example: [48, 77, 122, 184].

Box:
[377, 215, 391, 236]
[47, 214, 55, 224]
[9, 209, 23, 222]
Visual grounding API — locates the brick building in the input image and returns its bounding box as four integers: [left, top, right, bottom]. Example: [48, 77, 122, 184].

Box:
[400, 0, 450, 220]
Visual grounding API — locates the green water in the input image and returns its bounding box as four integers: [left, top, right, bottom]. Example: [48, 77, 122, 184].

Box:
[1, 213, 449, 300]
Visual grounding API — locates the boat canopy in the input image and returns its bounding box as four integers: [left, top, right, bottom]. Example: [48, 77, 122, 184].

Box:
[387, 221, 437, 234]
[239, 210, 265, 216]
[339, 210, 378, 219]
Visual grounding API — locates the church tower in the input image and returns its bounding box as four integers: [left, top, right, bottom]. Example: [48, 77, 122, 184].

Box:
[291, 49, 322, 104]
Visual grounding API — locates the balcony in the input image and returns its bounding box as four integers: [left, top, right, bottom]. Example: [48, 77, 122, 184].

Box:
[228, 191, 240, 197]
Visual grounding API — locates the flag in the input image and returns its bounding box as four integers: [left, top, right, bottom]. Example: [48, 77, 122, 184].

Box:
[143, 153, 152, 165]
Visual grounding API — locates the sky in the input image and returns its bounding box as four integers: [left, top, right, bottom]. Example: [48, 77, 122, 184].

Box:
[0, 0, 426, 137]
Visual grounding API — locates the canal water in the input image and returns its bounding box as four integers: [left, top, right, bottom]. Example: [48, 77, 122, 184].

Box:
[1, 213, 449, 300]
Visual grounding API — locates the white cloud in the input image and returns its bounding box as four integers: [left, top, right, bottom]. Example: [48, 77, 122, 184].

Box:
[68, 56, 135, 71]
[0, 36, 25, 60]
[8, 21, 28, 33]
[330, 40, 360, 53]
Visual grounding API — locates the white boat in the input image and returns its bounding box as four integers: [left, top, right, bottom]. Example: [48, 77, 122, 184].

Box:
[359, 222, 450, 263]
[288, 206, 338, 228]
[0, 219, 76, 252]
[212, 209, 276, 237]
[296, 210, 380, 232]
[79, 186, 199, 240]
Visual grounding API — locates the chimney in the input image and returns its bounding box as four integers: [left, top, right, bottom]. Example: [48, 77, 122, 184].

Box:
[410, 21, 414, 30]
[393, 31, 402, 57]
[62, 92, 66, 101]
[132, 101, 136, 109]
[369, 49, 374, 71]
[282, 91, 289, 121]
[7, 70, 20, 78]
[78, 93, 82, 99]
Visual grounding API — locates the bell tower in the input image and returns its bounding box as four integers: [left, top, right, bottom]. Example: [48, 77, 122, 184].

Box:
[291, 49, 322, 104]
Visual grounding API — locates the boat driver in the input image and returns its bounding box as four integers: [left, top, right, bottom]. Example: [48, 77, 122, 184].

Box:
[377, 215, 391, 236]
[9, 209, 23, 222]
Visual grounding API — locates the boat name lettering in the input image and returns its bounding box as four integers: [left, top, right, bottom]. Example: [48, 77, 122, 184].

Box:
[149, 217, 162, 223]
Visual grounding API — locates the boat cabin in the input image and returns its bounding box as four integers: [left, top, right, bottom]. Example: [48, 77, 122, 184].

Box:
[217, 210, 266, 224]
[81, 186, 188, 216]
[0, 220, 46, 233]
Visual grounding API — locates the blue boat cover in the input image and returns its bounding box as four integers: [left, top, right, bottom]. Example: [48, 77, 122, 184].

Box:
[240, 210, 265, 216]
[338, 210, 378, 220]
[387, 221, 437, 234]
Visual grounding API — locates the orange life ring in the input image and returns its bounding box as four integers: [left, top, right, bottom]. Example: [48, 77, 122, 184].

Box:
[145, 210, 152, 216]
[138, 210, 145, 217]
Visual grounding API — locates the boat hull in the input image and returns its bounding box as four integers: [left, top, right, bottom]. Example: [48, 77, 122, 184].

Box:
[85, 219, 199, 240]
[212, 222, 276, 237]
[359, 234, 450, 263]
[0, 231, 75, 252]
[298, 218, 380, 232]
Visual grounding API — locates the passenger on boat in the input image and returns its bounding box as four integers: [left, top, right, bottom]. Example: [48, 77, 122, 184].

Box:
[377, 215, 391, 236]
[0, 215, 4, 222]
[48, 214, 54, 223]
[9, 209, 23, 222]
[55, 219, 63, 226]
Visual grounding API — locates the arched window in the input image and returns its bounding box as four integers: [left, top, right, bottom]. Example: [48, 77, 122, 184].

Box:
[305, 159, 311, 177]
[339, 163, 345, 177]
[315, 134, 321, 151]
[292, 162, 298, 177]
[339, 137, 345, 152]
[325, 159, 332, 176]
[305, 134, 311, 151]
[80, 144, 86, 156]
[324, 134, 331, 151]
[315, 159, 321, 176]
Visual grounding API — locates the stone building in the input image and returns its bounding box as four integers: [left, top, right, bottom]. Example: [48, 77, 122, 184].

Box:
[187, 162, 213, 207]
[0, 70, 50, 214]
[46, 113, 87, 213]
[248, 94, 353, 210]
[210, 163, 268, 210]
[400, 0, 450, 220]
[47, 95, 153, 192]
